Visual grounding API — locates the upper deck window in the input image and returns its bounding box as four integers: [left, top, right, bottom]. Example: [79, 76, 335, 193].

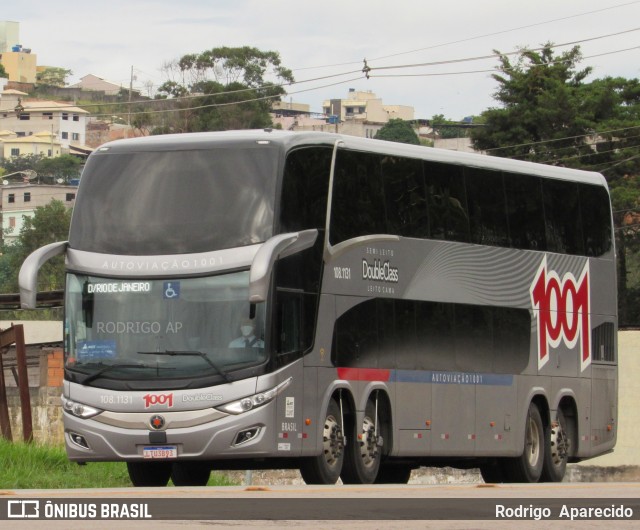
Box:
[329, 148, 612, 258]
[69, 145, 278, 255]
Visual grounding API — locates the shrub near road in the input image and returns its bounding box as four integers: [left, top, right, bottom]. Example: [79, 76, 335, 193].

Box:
[0, 440, 235, 489]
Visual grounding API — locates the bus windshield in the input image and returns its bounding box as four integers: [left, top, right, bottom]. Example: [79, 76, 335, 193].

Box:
[69, 146, 278, 255]
[64, 271, 267, 385]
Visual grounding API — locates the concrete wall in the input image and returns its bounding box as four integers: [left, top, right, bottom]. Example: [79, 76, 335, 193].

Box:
[576, 330, 639, 467]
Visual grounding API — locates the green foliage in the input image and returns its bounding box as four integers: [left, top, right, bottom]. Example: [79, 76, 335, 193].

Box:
[431, 114, 464, 139]
[36, 155, 82, 181]
[1, 153, 44, 174]
[469, 43, 640, 325]
[0, 62, 7, 78]
[374, 119, 420, 145]
[157, 46, 294, 133]
[470, 44, 592, 163]
[0, 200, 72, 293]
[0, 439, 237, 488]
[1, 154, 81, 184]
[36, 67, 72, 87]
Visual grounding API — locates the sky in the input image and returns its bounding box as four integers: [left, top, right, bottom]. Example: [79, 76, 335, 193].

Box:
[3, 0, 640, 120]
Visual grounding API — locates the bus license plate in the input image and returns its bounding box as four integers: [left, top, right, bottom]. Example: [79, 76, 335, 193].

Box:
[143, 446, 177, 459]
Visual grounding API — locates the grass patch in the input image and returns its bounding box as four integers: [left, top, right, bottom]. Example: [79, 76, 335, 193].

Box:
[0, 439, 237, 489]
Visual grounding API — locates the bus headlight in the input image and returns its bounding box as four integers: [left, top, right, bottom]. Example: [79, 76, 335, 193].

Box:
[217, 377, 292, 415]
[61, 395, 102, 419]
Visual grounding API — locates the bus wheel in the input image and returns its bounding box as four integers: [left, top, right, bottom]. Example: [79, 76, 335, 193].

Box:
[299, 398, 344, 484]
[479, 460, 506, 483]
[341, 400, 382, 484]
[504, 403, 544, 483]
[126, 461, 172, 487]
[375, 463, 412, 484]
[171, 462, 211, 486]
[541, 409, 570, 482]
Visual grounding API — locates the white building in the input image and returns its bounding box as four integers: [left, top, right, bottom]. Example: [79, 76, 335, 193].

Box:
[1, 182, 77, 244]
[0, 89, 90, 153]
[271, 90, 416, 139]
[323, 89, 414, 137]
[69, 74, 125, 96]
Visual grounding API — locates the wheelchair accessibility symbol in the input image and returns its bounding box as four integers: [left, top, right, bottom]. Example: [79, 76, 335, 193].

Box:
[163, 281, 180, 299]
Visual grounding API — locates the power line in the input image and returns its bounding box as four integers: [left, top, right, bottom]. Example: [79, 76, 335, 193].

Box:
[597, 153, 640, 173]
[366, 27, 640, 73]
[291, 1, 640, 71]
[506, 133, 640, 159]
[92, 75, 366, 120]
[368, 45, 640, 78]
[483, 125, 640, 154]
[525, 142, 640, 166]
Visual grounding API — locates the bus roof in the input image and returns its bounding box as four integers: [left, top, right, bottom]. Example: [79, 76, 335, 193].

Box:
[96, 129, 607, 187]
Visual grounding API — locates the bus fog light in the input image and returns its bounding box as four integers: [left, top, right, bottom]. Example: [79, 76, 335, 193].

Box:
[68, 431, 90, 449]
[234, 427, 261, 446]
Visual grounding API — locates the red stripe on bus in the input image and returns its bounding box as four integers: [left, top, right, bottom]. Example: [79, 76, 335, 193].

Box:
[337, 368, 391, 381]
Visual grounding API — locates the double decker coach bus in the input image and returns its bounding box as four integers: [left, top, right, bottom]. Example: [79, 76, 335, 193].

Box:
[20, 130, 616, 486]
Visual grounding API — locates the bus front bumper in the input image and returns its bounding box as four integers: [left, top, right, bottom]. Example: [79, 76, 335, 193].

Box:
[63, 403, 277, 462]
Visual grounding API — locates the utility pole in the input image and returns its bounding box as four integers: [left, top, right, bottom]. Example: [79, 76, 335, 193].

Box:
[126, 65, 133, 139]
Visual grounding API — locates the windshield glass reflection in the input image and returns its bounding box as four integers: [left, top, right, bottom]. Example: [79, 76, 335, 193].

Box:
[65, 271, 266, 384]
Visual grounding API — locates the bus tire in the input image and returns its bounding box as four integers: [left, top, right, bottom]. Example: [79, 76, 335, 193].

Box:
[126, 461, 172, 487]
[375, 463, 412, 484]
[341, 400, 382, 484]
[541, 409, 570, 482]
[479, 459, 506, 483]
[299, 398, 344, 484]
[504, 402, 544, 483]
[171, 462, 211, 486]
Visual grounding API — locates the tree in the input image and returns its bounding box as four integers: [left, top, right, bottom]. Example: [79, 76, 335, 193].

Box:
[0, 63, 7, 79]
[0, 200, 72, 293]
[471, 44, 594, 163]
[36, 67, 72, 87]
[36, 155, 82, 182]
[374, 119, 420, 145]
[156, 46, 294, 133]
[431, 114, 464, 139]
[469, 43, 640, 325]
[1, 153, 44, 174]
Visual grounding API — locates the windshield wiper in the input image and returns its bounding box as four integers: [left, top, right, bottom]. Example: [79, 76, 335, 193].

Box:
[73, 363, 152, 386]
[137, 350, 230, 382]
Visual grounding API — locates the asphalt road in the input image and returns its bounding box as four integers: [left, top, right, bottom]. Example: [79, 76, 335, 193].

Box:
[2, 482, 640, 529]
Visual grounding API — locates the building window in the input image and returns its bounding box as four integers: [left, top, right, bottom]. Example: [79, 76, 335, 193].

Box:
[43, 112, 53, 120]
[66, 193, 76, 202]
[73, 114, 79, 121]
[8, 217, 15, 228]
[62, 113, 69, 120]
[24, 192, 31, 203]
[61, 132, 69, 140]
[10, 148, 19, 156]
[72, 132, 80, 141]
[19, 113, 30, 120]
[8, 194, 15, 204]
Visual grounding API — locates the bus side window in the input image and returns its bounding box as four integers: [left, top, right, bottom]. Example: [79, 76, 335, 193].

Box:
[465, 167, 509, 247]
[330, 150, 386, 244]
[579, 184, 612, 257]
[424, 161, 470, 243]
[275, 289, 303, 367]
[543, 179, 584, 255]
[504, 173, 546, 251]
